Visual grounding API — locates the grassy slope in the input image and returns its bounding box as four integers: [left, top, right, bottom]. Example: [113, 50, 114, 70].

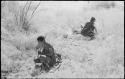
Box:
[1, 1, 124, 78]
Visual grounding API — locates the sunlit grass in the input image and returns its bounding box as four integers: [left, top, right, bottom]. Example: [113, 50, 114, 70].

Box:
[1, 1, 124, 78]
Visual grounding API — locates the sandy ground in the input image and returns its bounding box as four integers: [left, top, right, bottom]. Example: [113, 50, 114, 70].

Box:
[1, 1, 124, 78]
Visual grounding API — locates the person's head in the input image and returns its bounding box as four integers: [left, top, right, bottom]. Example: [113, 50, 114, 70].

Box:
[90, 17, 96, 23]
[37, 36, 45, 43]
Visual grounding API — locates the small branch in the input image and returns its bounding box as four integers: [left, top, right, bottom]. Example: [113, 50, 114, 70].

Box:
[29, 2, 41, 22]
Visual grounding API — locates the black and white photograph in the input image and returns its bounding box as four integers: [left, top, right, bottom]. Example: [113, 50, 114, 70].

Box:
[1, 1, 124, 78]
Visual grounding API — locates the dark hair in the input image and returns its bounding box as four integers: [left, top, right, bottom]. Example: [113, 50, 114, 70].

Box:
[90, 17, 96, 22]
[37, 36, 45, 42]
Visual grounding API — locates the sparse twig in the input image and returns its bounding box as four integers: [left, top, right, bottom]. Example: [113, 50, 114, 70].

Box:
[12, 1, 40, 31]
[29, 2, 41, 22]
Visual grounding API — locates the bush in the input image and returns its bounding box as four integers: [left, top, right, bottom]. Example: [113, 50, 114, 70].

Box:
[1, 1, 40, 32]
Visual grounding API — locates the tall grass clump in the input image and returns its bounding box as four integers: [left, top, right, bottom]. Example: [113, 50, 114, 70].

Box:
[2, 1, 40, 32]
[1, 1, 41, 52]
[13, 1, 41, 31]
[1, 2, 41, 77]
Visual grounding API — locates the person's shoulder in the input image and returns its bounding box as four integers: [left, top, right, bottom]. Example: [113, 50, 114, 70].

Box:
[86, 22, 90, 24]
[45, 42, 54, 52]
[85, 22, 91, 25]
[45, 42, 53, 48]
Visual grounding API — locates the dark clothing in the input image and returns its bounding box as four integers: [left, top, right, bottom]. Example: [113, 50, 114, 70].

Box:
[35, 42, 56, 71]
[40, 42, 56, 67]
[33, 36, 62, 75]
[81, 22, 96, 39]
[34, 53, 62, 72]
[37, 42, 54, 56]
[34, 55, 51, 71]
[33, 52, 62, 75]
[41, 43, 54, 56]
[34, 55, 50, 64]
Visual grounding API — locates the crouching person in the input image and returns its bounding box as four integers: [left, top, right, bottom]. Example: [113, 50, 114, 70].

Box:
[34, 36, 57, 72]
[81, 17, 97, 40]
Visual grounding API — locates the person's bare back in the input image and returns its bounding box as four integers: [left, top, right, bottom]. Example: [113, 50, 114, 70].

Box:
[81, 17, 97, 40]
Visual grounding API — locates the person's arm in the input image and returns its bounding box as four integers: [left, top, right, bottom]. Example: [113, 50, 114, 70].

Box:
[94, 27, 97, 33]
[35, 45, 39, 52]
[95, 28, 97, 32]
[35, 45, 45, 57]
[83, 24, 87, 30]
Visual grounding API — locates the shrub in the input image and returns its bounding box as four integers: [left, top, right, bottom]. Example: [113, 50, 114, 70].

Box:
[1, 1, 40, 32]
[13, 1, 41, 31]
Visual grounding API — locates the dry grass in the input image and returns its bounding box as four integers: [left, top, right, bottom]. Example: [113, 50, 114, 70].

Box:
[1, 1, 124, 78]
[1, 1, 40, 32]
